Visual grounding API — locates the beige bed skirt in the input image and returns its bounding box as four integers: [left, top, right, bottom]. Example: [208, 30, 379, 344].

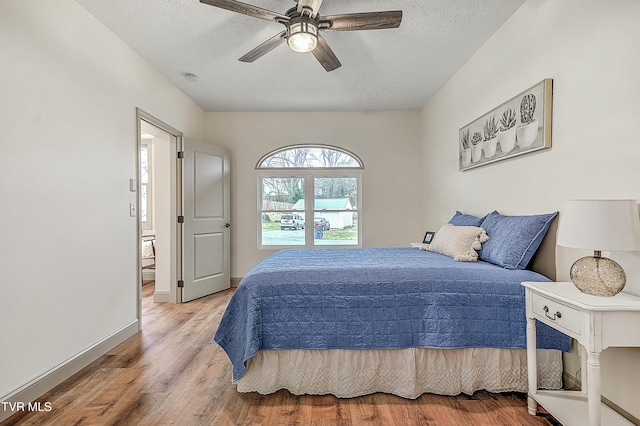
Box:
[236, 347, 562, 399]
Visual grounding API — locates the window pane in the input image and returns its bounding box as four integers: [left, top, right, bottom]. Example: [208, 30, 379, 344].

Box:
[312, 213, 358, 246]
[262, 177, 305, 208]
[140, 146, 149, 184]
[261, 177, 305, 246]
[258, 146, 361, 168]
[314, 177, 358, 209]
[140, 143, 152, 230]
[313, 177, 358, 246]
[261, 212, 306, 246]
[140, 185, 148, 222]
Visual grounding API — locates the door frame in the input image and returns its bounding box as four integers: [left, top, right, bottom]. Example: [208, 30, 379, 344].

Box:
[136, 109, 183, 326]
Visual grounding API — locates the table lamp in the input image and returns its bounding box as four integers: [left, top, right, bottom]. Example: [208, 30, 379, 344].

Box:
[557, 199, 640, 296]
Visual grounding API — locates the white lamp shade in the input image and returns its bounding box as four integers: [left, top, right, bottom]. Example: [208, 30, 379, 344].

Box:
[557, 199, 640, 252]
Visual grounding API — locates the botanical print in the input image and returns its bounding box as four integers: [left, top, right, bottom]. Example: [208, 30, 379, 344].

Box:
[459, 79, 552, 171]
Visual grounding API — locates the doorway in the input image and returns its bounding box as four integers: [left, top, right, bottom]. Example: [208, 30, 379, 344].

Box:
[136, 109, 181, 331]
[136, 109, 231, 319]
[139, 119, 177, 303]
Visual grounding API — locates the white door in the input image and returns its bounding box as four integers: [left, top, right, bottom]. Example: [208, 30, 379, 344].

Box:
[181, 139, 231, 302]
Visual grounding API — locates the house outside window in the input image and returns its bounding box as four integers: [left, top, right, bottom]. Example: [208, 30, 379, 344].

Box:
[257, 145, 362, 248]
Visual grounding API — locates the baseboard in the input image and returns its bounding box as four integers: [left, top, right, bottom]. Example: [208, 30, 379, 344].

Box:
[142, 270, 155, 281]
[0, 320, 139, 423]
[231, 277, 242, 288]
[602, 396, 640, 426]
[562, 371, 581, 391]
[153, 290, 170, 303]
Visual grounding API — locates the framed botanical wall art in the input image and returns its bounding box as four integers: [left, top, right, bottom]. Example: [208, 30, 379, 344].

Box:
[459, 78, 552, 171]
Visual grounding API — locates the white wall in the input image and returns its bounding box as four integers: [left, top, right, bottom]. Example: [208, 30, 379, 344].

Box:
[204, 111, 422, 277]
[419, 0, 640, 418]
[0, 0, 204, 407]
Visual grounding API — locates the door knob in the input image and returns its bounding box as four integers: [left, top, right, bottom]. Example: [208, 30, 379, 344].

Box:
[225, 223, 231, 228]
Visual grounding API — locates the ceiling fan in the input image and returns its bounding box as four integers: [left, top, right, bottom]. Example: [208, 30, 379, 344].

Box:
[199, 0, 403, 72]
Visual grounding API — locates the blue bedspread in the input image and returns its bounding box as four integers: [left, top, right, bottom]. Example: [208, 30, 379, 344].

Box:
[215, 248, 571, 381]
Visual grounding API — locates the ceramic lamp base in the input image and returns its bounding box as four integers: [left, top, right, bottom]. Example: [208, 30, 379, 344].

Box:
[570, 256, 626, 297]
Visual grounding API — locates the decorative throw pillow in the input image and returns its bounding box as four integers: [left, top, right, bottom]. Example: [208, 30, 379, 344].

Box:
[479, 211, 558, 269]
[448, 211, 487, 227]
[428, 224, 490, 262]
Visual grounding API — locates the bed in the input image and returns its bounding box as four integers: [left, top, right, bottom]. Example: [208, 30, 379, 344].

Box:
[215, 211, 571, 398]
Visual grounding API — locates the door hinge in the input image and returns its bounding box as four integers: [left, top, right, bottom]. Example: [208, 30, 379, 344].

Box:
[177, 151, 184, 159]
[177, 280, 184, 288]
[177, 215, 184, 223]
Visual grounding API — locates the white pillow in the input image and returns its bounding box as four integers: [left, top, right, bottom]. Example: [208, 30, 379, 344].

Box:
[428, 224, 489, 262]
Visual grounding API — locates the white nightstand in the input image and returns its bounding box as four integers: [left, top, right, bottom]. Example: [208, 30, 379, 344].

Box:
[410, 242, 429, 251]
[522, 281, 640, 426]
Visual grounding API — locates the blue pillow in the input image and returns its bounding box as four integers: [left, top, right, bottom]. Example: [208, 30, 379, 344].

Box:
[448, 211, 487, 227]
[479, 210, 558, 269]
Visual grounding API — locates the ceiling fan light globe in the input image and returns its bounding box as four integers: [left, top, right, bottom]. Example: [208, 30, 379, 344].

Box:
[288, 32, 317, 52]
[287, 19, 318, 53]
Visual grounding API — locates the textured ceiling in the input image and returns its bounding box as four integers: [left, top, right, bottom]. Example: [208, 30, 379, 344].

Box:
[75, 0, 525, 112]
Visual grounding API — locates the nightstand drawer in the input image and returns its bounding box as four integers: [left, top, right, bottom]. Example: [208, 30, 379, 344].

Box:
[531, 293, 581, 336]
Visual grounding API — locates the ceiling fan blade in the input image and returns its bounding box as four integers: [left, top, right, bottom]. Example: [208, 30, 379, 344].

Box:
[312, 35, 341, 72]
[239, 31, 287, 62]
[297, 0, 324, 18]
[200, 0, 288, 22]
[321, 11, 402, 31]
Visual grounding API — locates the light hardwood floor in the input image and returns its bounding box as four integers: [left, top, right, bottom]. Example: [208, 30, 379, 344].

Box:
[2, 282, 559, 426]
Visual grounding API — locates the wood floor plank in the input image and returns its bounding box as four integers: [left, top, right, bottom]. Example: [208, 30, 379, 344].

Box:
[1, 283, 559, 426]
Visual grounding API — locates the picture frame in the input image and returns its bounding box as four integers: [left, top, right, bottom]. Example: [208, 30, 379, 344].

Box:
[423, 231, 435, 244]
[459, 78, 553, 171]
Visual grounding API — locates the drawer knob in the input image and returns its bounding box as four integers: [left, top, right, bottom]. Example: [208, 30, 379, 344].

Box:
[543, 305, 562, 320]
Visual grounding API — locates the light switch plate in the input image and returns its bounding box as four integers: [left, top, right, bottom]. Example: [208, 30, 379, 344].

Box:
[129, 203, 136, 217]
[129, 178, 137, 192]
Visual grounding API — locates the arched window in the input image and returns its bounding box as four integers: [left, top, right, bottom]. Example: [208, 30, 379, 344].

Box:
[257, 145, 363, 169]
[257, 145, 363, 248]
